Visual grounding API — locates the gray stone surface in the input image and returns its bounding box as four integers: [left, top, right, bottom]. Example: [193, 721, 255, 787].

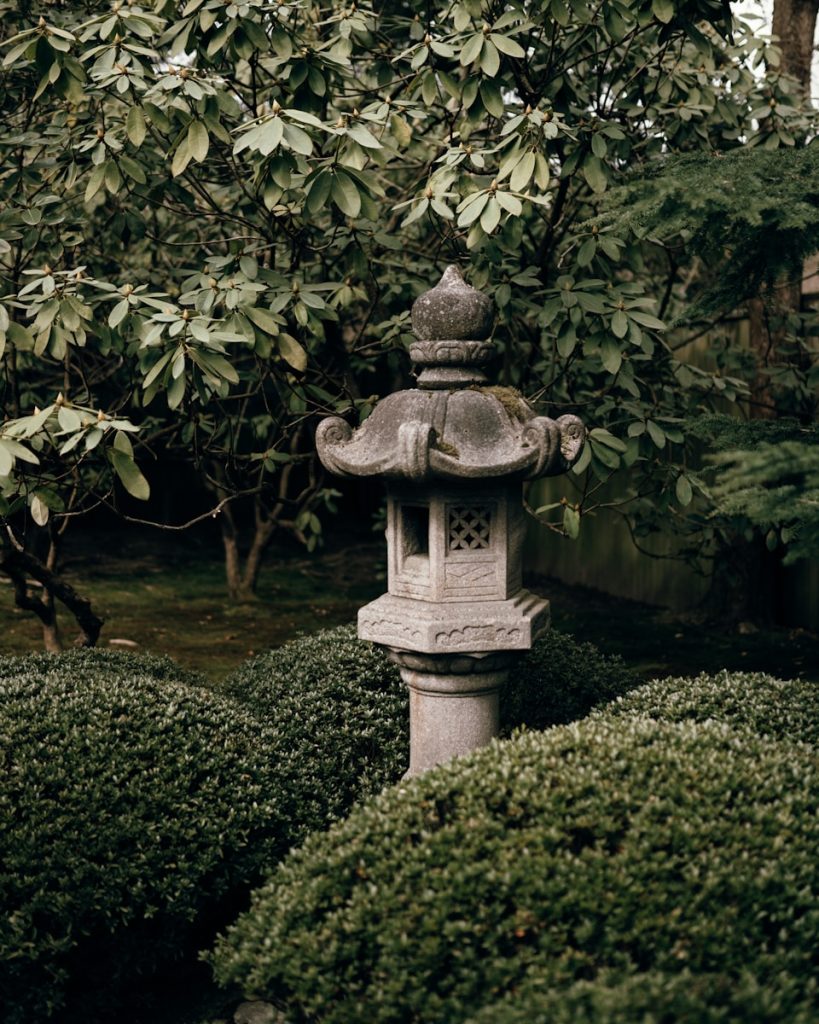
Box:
[385, 483, 524, 603]
[403, 665, 506, 776]
[410, 264, 495, 341]
[315, 392, 584, 481]
[358, 589, 549, 654]
[233, 1001, 281, 1024]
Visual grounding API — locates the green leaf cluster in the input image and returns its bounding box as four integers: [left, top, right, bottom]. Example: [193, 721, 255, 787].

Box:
[598, 146, 819, 319]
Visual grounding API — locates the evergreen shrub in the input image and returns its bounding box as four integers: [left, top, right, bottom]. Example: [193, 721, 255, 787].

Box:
[0, 646, 205, 686]
[501, 628, 637, 733]
[594, 669, 819, 744]
[222, 624, 410, 818]
[0, 656, 304, 1023]
[211, 718, 819, 1024]
[463, 969, 818, 1024]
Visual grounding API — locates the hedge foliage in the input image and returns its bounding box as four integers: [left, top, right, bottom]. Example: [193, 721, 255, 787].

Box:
[211, 717, 819, 1024]
[464, 969, 818, 1024]
[0, 646, 206, 686]
[501, 628, 636, 734]
[594, 669, 819, 745]
[0, 654, 309, 1023]
[222, 624, 409, 816]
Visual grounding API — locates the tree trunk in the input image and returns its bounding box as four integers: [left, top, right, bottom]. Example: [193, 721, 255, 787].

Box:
[217, 500, 277, 602]
[772, 0, 818, 92]
[239, 510, 277, 598]
[40, 534, 63, 653]
[1, 527, 103, 646]
[748, 0, 818, 417]
[209, 427, 322, 601]
[217, 499, 245, 600]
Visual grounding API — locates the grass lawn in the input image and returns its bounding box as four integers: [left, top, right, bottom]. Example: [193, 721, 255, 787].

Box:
[2, 524, 818, 684]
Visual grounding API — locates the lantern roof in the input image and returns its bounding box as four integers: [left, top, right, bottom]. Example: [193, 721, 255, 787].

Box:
[316, 266, 585, 483]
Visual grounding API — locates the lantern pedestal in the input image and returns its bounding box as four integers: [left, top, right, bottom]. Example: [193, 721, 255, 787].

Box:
[389, 650, 515, 777]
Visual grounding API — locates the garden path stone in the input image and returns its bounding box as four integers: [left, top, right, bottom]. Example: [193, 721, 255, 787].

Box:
[233, 1000, 282, 1024]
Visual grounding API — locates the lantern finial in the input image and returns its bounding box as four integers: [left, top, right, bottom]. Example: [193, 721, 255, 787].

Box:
[409, 266, 497, 389]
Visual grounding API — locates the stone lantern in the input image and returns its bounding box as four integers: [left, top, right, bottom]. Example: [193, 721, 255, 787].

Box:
[316, 266, 585, 775]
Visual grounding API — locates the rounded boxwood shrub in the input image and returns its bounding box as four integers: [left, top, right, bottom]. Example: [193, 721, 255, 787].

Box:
[593, 669, 819, 745]
[222, 624, 410, 822]
[501, 628, 637, 734]
[0, 658, 316, 1024]
[0, 647, 205, 687]
[223, 624, 637, 815]
[210, 718, 819, 1024]
[464, 970, 818, 1024]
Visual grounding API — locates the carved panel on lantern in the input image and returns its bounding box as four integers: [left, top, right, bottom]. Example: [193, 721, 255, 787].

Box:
[444, 500, 500, 600]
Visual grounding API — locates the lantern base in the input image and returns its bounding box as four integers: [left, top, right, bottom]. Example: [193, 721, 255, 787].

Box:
[358, 589, 549, 655]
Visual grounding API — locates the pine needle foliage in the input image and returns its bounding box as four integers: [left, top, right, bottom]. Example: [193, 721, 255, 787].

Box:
[686, 416, 819, 563]
[688, 413, 816, 450]
[710, 441, 819, 563]
[598, 145, 819, 320]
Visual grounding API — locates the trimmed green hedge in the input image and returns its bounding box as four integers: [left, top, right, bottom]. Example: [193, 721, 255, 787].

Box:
[0, 628, 635, 1022]
[594, 669, 819, 744]
[223, 624, 638, 808]
[0, 655, 305, 1023]
[0, 646, 206, 686]
[210, 717, 819, 1024]
[222, 624, 409, 817]
[464, 970, 818, 1024]
[501, 628, 636, 734]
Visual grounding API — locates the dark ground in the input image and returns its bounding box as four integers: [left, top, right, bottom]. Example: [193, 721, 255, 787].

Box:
[1, 525, 817, 683]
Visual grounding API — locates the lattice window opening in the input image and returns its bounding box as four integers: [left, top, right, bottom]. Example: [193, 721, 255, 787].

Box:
[448, 506, 492, 550]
